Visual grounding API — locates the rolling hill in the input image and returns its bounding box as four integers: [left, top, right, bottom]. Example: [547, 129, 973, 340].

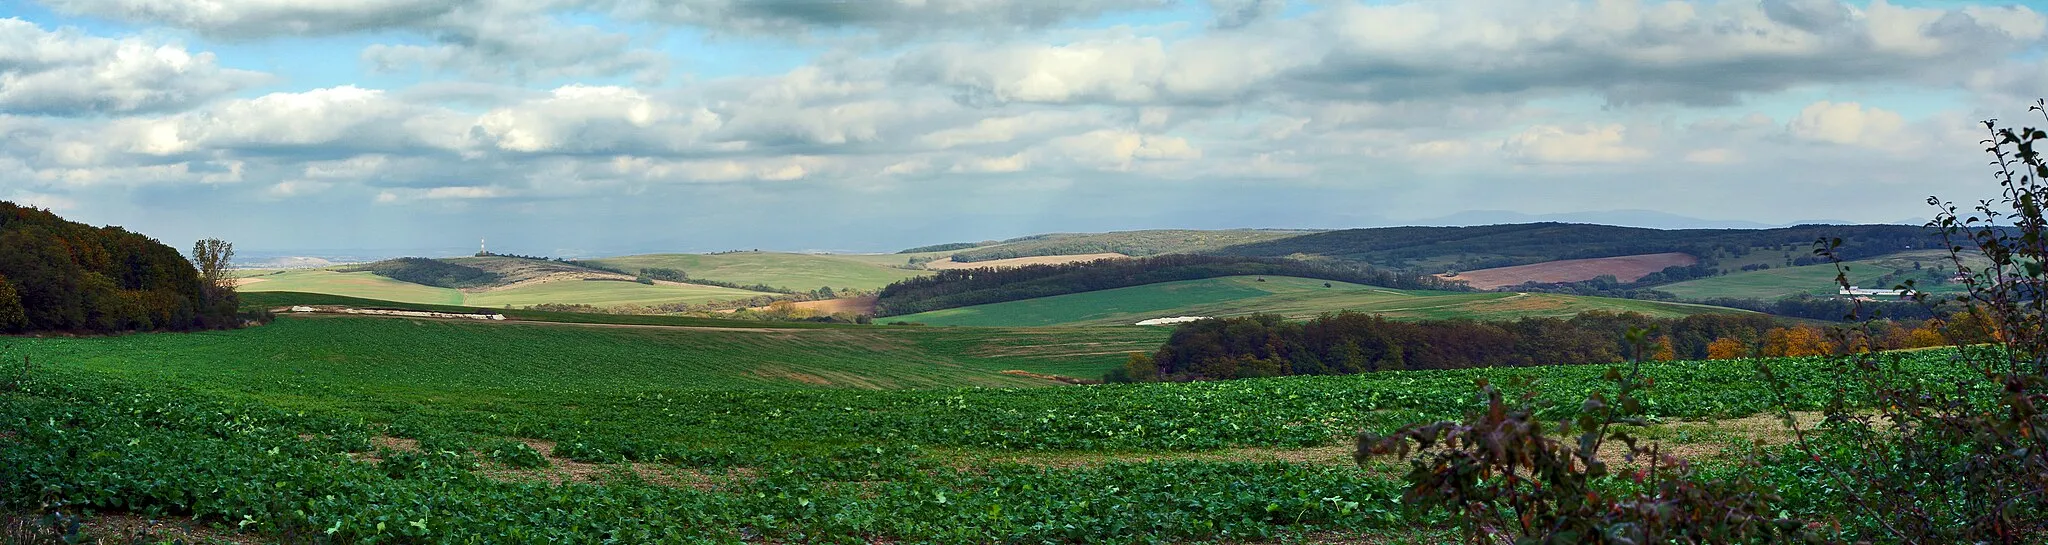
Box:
[1211, 223, 1942, 272]
[889, 275, 1748, 327]
[1657, 250, 1976, 300]
[238, 269, 773, 307]
[1443, 252, 1699, 289]
[584, 251, 929, 292]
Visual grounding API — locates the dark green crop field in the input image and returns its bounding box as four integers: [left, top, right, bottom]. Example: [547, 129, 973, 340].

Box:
[0, 312, 1982, 543]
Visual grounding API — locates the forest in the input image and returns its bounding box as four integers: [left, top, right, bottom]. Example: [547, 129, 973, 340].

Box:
[872, 254, 1464, 316]
[0, 201, 236, 333]
[1125, 309, 1971, 382]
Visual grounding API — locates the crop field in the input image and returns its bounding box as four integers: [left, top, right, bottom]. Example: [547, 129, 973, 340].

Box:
[585, 252, 930, 292]
[0, 320, 1976, 543]
[464, 279, 775, 308]
[1657, 250, 1976, 300]
[238, 269, 776, 308]
[34, 315, 1164, 390]
[889, 276, 1747, 327]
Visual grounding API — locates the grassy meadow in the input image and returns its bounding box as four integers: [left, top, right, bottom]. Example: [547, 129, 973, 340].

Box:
[889, 275, 1748, 327]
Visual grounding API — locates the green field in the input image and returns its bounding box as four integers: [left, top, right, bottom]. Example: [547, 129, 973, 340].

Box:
[890, 276, 1748, 327]
[465, 279, 774, 308]
[0, 316, 1972, 542]
[586, 252, 930, 291]
[1658, 250, 1975, 300]
[240, 269, 777, 308]
[22, 315, 1162, 392]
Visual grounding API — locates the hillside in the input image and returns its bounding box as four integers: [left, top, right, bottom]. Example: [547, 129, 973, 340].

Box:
[1211, 222, 1943, 272]
[1444, 252, 1699, 289]
[0, 201, 234, 332]
[1657, 250, 1976, 300]
[238, 269, 774, 308]
[874, 254, 1459, 316]
[585, 251, 928, 292]
[890, 276, 1746, 327]
[942, 229, 1315, 263]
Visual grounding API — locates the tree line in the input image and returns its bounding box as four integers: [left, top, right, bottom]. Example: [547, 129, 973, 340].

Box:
[0, 201, 239, 333]
[1111, 309, 1975, 382]
[873, 254, 1465, 316]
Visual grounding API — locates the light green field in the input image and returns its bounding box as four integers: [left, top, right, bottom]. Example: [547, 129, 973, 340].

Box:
[587, 252, 929, 291]
[1659, 250, 1975, 300]
[239, 270, 774, 308]
[465, 279, 776, 308]
[238, 270, 464, 305]
[890, 276, 1747, 327]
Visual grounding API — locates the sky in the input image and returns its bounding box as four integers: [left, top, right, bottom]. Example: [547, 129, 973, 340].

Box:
[4, 0, 2048, 256]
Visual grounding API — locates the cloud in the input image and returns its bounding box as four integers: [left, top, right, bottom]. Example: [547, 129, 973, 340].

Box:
[604, 0, 1172, 36]
[1788, 101, 1907, 148]
[0, 18, 268, 116]
[1501, 124, 1650, 164]
[472, 85, 721, 154]
[1209, 0, 1284, 29]
[37, 0, 476, 38]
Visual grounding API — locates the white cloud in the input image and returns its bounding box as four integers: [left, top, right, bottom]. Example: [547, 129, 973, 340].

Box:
[1788, 101, 1907, 148]
[0, 18, 268, 115]
[1501, 124, 1650, 164]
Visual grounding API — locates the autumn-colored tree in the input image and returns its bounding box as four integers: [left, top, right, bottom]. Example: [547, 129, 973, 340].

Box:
[1706, 337, 1750, 360]
[1651, 335, 1676, 361]
[766, 300, 811, 319]
[1899, 322, 1947, 349]
[1760, 326, 1831, 357]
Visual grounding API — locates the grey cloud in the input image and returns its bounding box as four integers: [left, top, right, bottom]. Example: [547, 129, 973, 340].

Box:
[608, 0, 1172, 36]
[1760, 0, 1850, 32]
[35, 0, 477, 38]
[1209, 0, 1283, 29]
[0, 19, 269, 116]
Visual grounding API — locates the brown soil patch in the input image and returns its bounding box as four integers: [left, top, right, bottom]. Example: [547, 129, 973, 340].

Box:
[6, 510, 260, 545]
[754, 365, 836, 386]
[998, 369, 1099, 385]
[477, 438, 754, 492]
[1442, 252, 1698, 290]
[924, 253, 1130, 270]
[348, 436, 419, 463]
[229, 277, 268, 287]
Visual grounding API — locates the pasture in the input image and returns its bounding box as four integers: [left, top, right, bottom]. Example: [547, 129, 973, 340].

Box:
[889, 275, 1747, 327]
